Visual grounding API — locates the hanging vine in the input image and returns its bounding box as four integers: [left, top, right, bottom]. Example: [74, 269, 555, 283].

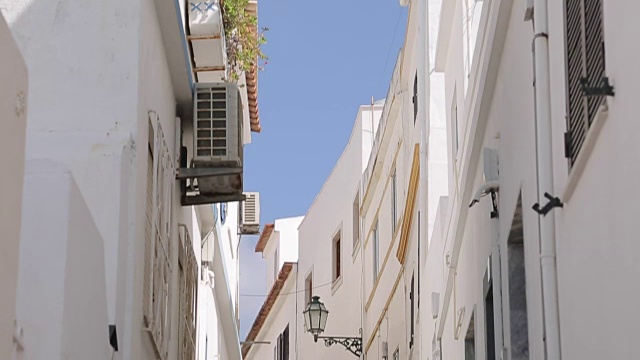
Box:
[221, 0, 268, 81]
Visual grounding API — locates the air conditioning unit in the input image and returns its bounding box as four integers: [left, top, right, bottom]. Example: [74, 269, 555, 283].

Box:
[193, 83, 243, 167]
[240, 192, 260, 235]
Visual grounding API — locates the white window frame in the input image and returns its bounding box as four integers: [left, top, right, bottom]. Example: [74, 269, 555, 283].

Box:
[372, 221, 379, 282]
[143, 112, 174, 359]
[391, 167, 398, 235]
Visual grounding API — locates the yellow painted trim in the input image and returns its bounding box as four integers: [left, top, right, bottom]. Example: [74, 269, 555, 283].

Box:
[396, 143, 420, 264]
[365, 267, 405, 353]
[364, 219, 402, 311]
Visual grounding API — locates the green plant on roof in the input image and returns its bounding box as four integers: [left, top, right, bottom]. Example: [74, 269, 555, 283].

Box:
[222, 0, 268, 82]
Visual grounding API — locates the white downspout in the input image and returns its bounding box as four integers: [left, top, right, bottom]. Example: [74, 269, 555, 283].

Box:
[491, 214, 505, 359]
[532, 0, 561, 358]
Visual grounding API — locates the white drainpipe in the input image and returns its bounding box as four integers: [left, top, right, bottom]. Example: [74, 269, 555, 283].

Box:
[491, 214, 505, 359]
[532, 0, 561, 358]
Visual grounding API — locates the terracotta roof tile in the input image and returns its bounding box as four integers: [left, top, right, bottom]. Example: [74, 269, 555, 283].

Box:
[255, 223, 274, 253]
[245, 2, 260, 133]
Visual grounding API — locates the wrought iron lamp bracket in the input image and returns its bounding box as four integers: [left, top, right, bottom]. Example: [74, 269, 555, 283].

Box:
[314, 329, 363, 357]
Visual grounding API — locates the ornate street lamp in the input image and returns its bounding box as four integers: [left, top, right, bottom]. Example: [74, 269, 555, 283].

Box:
[303, 296, 363, 357]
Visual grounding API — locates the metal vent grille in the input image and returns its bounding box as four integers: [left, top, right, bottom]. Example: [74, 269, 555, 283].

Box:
[564, 0, 605, 166]
[243, 193, 257, 223]
[195, 86, 228, 157]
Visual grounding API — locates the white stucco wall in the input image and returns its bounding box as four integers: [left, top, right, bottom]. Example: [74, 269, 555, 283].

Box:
[296, 104, 377, 360]
[421, 0, 640, 359]
[17, 161, 111, 360]
[546, 1, 640, 358]
[0, 12, 27, 360]
[275, 216, 304, 265]
[262, 216, 304, 288]
[244, 271, 298, 360]
[0, 1, 242, 360]
[197, 202, 242, 360]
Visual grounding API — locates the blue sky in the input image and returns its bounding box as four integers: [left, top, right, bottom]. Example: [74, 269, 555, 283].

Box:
[239, 0, 408, 338]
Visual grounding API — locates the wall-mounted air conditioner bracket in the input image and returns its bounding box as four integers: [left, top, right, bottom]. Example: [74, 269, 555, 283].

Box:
[182, 193, 246, 206]
[176, 166, 242, 179]
[177, 166, 244, 206]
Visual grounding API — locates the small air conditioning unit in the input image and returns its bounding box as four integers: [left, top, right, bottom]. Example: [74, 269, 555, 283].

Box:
[193, 83, 243, 167]
[240, 192, 260, 235]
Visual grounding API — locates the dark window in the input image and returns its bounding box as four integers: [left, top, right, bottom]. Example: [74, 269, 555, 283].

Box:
[465, 311, 476, 360]
[409, 274, 415, 348]
[484, 261, 496, 360]
[412, 73, 418, 122]
[508, 197, 529, 360]
[333, 232, 341, 281]
[276, 326, 289, 360]
[283, 326, 289, 360]
[353, 191, 360, 251]
[564, 0, 606, 165]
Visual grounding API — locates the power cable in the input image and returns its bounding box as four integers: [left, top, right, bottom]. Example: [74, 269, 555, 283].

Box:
[375, 6, 406, 97]
[239, 280, 334, 298]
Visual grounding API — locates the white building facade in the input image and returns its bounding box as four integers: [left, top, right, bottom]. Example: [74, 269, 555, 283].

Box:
[0, 0, 261, 359]
[0, 11, 28, 360]
[295, 103, 381, 360]
[421, 0, 640, 359]
[238, 0, 640, 360]
[242, 216, 303, 360]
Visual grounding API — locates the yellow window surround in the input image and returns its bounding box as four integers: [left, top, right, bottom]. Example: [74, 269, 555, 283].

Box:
[396, 143, 420, 264]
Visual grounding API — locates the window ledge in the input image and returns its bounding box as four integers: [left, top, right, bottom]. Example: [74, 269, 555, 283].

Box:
[562, 101, 609, 202]
[331, 276, 343, 295]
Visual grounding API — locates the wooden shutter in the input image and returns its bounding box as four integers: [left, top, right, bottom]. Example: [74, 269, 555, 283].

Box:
[179, 229, 197, 360]
[564, 0, 606, 165]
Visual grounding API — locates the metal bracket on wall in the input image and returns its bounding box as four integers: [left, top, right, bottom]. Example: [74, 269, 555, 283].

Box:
[532, 192, 563, 216]
[490, 191, 499, 219]
[580, 76, 615, 97]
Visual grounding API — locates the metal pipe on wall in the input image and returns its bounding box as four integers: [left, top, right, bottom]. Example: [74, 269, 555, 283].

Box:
[531, 0, 562, 357]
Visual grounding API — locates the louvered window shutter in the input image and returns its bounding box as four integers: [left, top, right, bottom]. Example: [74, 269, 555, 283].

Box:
[564, 0, 606, 166]
[144, 113, 174, 359]
[179, 229, 197, 360]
